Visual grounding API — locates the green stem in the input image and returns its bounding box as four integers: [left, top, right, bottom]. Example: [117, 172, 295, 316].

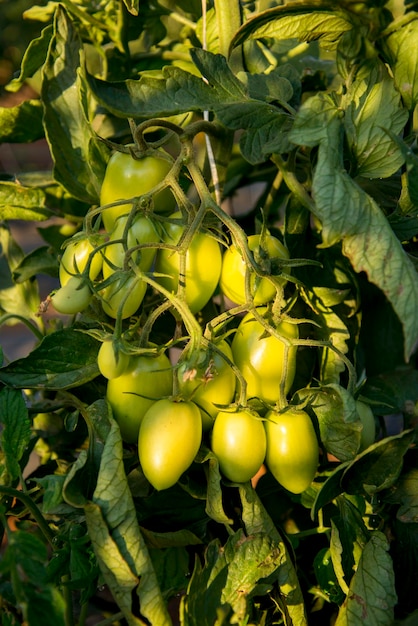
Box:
[271, 153, 316, 214]
[214, 0, 243, 70]
[0, 486, 55, 546]
[0, 314, 44, 342]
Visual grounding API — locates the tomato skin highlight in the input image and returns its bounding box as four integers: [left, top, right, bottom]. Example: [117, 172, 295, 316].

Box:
[220, 234, 290, 305]
[154, 213, 222, 313]
[264, 408, 319, 494]
[211, 409, 266, 483]
[231, 308, 299, 404]
[177, 339, 236, 431]
[59, 238, 103, 286]
[138, 399, 202, 490]
[106, 352, 173, 444]
[51, 275, 92, 314]
[356, 400, 376, 451]
[100, 151, 175, 231]
[97, 339, 129, 380]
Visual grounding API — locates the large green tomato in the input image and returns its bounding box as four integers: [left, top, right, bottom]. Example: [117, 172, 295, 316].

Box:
[100, 151, 175, 232]
[51, 275, 92, 315]
[106, 351, 173, 443]
[211, 409, 266, 483]
[138, 399, 202, 490]
[356, 400, 376, 451]
[154, 213, 222, 313]
[101, 273, 147, 320]
[177, 339, 236, 431]
[59, 238, 103, 286]
[264, 408, 319, 494]
[220, 234, 290, 305]
[231, 308, 299, 404]
[102, 214, 160, 278]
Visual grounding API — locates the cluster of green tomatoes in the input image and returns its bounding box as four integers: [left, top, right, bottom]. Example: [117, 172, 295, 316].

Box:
[49, 145, 372, 495]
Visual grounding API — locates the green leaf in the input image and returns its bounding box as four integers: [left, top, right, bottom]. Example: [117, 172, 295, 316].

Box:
[312, 462, 351, 519]
[341, 429, 415, 496]
[0, 329, 99, 390]
[383, 14, 418, 110]
[200, 447, 234, 526]
[343, 63, 408, 178]
[0, 100, 44, 143]
[6, 25, 53, 93]
[231, 3, 354, 51]
[122, 0, 139, 16]
[0, 182, 52, 222]
[42, 6, 108, 204]
[334, 532, 397, 626]
[239, 482, 308, 626]
[85, 413, 171, 626]
[386, 468, 418, 523]
[0, 388, 32, 484]
[361, 366, 418, 415]
[12, 246, 59, 283]
[290, 94, 418, 361]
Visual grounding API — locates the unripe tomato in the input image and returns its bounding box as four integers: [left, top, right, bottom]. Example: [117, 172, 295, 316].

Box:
[138, 399, 202, 490]
[264, 408, 319, 494]
[231, 308, 298, 404]
[97, 339, 129, 380]
[100, 151, 175, 231]
[220, 234, 290, 305]
[177, 340, 236, 431]
[106, 351, 173, 444]
[154, 213, 222, 313]
[101, 273, 147, 320]
[211, 409, 266, 483]
[59, 238, 103, 286]
[356, 400, 376, 451]
[102, 214, 160, 279]
[51, 275, 92, 314]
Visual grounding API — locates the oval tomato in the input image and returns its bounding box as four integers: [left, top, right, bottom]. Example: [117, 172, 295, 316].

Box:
[211, 409, 266, 483]
[100, 151, 175, 231]
[106, 351, 173, 444]
[138, 399, 202, 490]
[231, 308, 299, 404]
[220, 234, 290, 305]
[356, 400, 376, 451]
[154, 213, 222, 313]
[264, 408, 319, 494]
[51, 275, 92, 314]
[59, 238, 103, 286]
[97, 339, 129, 380]
[177, 339, 236, 431]
[102, 214, 160, 279]
[101, 273, 147, 320]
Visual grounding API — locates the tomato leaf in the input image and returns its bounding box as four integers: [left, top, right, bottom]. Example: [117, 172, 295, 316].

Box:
[361, 366, 418, 415]
[0, 181, 52, 222]
[0, 388, 31, 484]
[13, 246, 59, 283]
[290, 93, 418, 361]
[386, 467, 418, 523]
[0, 329, 99, 390]
[5, 24, 53, 93]
[0, 100, 44, 143]
[84, 413, 171, 626]
[42, 6, 108, 204]
[341, 429, 415, 496]
[334, 532, 397, 626]
[383, 14, 418, 110]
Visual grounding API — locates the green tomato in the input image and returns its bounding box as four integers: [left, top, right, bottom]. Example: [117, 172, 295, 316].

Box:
[356, 400, 376, 451]
[100, 151, 175, 231]
[264, 408, 319, 494]
[101, 273, 147, 320]
[138, 399, 202, 490]
[154, 213, 222, 313]
[177, 339, 236, 431]
[97, 339, 129, 380]
[59, 238, 103, 286]
[51, 275, 92, 314]
[231, 308, 299, 404]
[102, 214, 160, 279]
[211, 409, 266, 483]
[106, 351, 173, 444]
[220, 234, 290, 305]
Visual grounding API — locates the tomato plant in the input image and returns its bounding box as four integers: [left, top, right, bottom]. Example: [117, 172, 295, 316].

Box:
[211, 408, 267, 483]
[138, 399, 202, 490]
[0, 1, 417, 625]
